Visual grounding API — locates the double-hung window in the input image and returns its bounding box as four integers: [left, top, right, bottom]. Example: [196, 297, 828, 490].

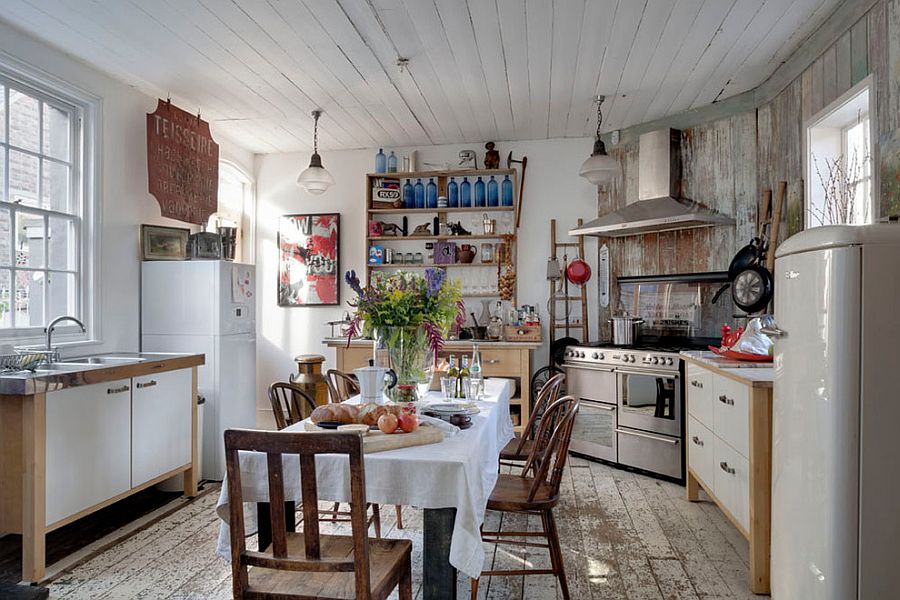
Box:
[0, 59, 96, 342]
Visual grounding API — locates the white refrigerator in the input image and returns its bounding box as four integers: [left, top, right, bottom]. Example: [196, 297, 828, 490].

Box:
[769, 224, 900, 599]
[141, 260, 256, 481]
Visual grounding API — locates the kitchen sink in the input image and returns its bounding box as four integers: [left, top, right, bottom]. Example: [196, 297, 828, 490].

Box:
[63, 356, 148, 365]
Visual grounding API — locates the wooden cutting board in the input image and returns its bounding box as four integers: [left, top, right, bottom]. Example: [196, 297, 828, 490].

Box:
[303, 422, 444, 454]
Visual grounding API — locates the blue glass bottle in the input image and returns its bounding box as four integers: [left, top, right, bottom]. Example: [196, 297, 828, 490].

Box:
[426, 178, 438, 208]
[387, 151, 397, 173]
[403, 179, 415, 208]
[448, 177, 459, 207]
[487, 175, 499, 207]
[414, 178, 425, 209]
[501, 174, 514, 207]
[375, 148, 386, 173]
[474, 176, 486, 207]
[460, 177, 472, 207]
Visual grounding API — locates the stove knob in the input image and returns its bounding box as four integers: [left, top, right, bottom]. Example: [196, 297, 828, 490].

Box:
[598, 353, 604, 360]
[579, 351, 586, 358]
[628, 355, 636, 363]
[591, 352, 599, 359]
[667, 358, 674, 365]
[652, 357, 659, 364]
[621, 356, 629, 362]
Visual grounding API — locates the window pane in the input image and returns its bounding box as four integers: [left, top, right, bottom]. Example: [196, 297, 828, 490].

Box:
[15, 269, 43, 327]
[42, 160, 70, 212]
[0, 147, 5, 202]
[9, 89, 39, 152]
[16, 212, 45, 268]
[49, 216, 74, 270]
[0, 269, 10, 328]
[42, 103, 70, 161]
[47, 272, 76, 320]
[8, 150, 39, 207]
[0, 207, 10, 267]
[0, 84, 5, 143]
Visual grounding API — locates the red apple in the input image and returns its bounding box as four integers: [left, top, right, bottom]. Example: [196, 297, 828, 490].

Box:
[397, 413, 418, 433]
[377, 413, 398, 434]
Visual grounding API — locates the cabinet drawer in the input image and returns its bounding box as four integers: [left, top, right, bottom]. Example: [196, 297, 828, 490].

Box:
[479, 348, 519, 376]
[713, 376, 749, 458]
[687, 416, 715, 489]
[714, 436, 750, 532]
[686, 365, 713, 427]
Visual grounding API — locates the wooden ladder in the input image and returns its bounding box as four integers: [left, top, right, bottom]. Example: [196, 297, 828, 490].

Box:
[548, 218, 589, 346]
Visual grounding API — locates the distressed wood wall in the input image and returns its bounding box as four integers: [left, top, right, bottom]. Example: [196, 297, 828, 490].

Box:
[597, 0, 895, 339]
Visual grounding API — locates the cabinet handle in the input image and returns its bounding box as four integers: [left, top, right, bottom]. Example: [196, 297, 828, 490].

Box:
[718, 395, 734, 405]
[691, 436, 704, 446]
[484, 359, 501, 364]
[690, 380, 703, 388]
[719, 461, 735, 475]
[136, 380, 158, 389]
[107, 385, 130, 395]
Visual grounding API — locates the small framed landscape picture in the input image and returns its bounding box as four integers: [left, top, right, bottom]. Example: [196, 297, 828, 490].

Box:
[141, 225, 190, 261]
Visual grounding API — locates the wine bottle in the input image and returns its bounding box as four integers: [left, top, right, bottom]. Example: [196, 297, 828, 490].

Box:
[458, 355, 470, 398]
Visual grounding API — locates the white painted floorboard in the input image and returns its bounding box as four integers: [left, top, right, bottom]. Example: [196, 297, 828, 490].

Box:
[44, 457, 766, 599]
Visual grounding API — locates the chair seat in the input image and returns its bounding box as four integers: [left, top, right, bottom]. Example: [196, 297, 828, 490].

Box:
[250, 533, 411, 599]
[499, 436, 533, 462]
[487, 473, 558, 512]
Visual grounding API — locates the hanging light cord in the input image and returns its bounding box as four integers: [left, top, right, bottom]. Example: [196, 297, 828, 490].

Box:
[595, 95, 605, 139]
[312, 109, 321, 154]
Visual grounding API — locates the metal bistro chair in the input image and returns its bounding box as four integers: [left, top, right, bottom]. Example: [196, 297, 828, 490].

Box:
[224, 429, 412, 600]
[472, 395, 581, 599]
[268, 381, 383, 537]
[499, 372, 566, 467]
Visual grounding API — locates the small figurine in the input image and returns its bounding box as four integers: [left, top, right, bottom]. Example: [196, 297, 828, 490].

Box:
[368, 220, 383, 237]
[381, 223, 404, 237]
[448, 221, 472, 236]
[411, 223, 432, 236]
[484, 141, 500, 169]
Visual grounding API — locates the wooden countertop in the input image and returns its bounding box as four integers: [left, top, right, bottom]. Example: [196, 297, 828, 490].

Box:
[0, 353, 205, 396]
[323, 337, 542, 349]
[680, 351, 774, 389]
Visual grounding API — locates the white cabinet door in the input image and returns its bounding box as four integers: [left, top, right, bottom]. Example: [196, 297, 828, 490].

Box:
[686, 365, 714, 427]
[45, 380, 132, 526]
[131, 368, 193, 488]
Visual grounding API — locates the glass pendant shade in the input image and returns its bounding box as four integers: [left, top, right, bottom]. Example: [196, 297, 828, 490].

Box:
[580, 96, 620, 185]
[297, 152, 334, 195]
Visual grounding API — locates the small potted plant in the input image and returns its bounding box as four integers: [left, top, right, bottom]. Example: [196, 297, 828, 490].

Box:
[345, 269, 464, 403]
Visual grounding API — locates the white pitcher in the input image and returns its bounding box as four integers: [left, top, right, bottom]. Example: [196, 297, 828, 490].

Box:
[353, 365, 397, 404]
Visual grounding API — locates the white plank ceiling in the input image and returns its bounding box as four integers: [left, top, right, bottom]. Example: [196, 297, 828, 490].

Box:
[0, 0, 843, 153]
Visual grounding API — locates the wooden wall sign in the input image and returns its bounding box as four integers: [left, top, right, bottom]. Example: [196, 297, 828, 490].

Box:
[147, 99, 219, 224]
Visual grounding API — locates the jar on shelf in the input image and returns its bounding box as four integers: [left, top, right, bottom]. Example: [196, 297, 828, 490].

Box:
[481, 243, 494, 263]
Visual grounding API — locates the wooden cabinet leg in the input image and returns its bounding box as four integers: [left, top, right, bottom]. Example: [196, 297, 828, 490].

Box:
[686, 469, 700, 502]
[22, 394, 46, 582]
[184, 367, 199, 498]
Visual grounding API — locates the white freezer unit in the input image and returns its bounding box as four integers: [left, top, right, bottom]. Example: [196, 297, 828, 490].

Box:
[141, 261, 256, 481]
[769, 225, 900, 600]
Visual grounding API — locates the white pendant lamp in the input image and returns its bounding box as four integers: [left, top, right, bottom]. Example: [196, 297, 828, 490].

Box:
[579, 95, 619, 185]
[297, 109, 334, 195]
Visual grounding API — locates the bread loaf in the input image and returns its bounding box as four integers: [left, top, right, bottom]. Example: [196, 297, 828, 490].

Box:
[310, 403, 357, 424]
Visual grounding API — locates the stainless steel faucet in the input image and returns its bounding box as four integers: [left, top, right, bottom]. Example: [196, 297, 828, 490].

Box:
[44, 315, 86, 362]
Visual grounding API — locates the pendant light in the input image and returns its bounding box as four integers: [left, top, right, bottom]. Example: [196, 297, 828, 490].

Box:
[579, 95, 619, 185]
[297, 109, 334, 195]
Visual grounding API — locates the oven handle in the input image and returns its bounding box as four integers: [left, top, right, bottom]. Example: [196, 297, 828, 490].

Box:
[565, 364, 615, 373]
[581, 400, 616, 411]
[616, 428, 680, 445]
[615, 368, 680, 379]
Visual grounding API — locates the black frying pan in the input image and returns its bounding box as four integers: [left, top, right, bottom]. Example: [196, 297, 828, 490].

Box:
[731, 265, 773, 313]
[712, 238, 766, 304]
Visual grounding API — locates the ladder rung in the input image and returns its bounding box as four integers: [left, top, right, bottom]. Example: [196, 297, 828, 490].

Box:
[551, 324, 583, 329]
[551, 296, 584, 301]
[554, 243, 579, 247]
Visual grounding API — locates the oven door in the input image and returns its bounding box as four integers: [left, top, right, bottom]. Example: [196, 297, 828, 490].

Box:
[616, 368, 681, 437]
[569, 399, 617, 463]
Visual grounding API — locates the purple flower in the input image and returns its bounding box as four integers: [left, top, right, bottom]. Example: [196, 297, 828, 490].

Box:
[424, 268, 445, 297]
[345, 270, 363, 296]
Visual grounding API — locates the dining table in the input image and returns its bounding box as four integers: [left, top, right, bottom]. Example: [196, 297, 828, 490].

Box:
[215, 377, 514, 600]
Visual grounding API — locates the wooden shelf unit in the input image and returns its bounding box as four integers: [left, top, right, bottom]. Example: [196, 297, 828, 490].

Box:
[366, 169, 519, 306]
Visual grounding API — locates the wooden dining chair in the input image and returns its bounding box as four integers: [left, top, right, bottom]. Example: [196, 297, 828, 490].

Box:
[268, 382, 317, 430]
[471, 395, 580, 600]
[326, 369, 360, 403]
[324, 369, 405, 531]
[225, 428, 412, 600]
[499, 372, 566, 466]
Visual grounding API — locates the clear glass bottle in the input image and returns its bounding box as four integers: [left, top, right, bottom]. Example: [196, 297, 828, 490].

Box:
[474, 176, 486, 207]
[458, 355, 470, 398]
[403, 179, 415, 208]
[501, 174, 514, 206]
[469, 344, 483, 400]
[375, 148, 386, 173]
[414, 178, 425, 209]
[487, 175, 499, 207]
[460, 177, 472, 207]
[387, 151, 398, 173]
[426, 178, 438, 209]
[448, 177, 459, 207]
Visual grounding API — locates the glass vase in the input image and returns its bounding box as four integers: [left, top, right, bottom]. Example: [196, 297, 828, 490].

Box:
[374, 326, 435, 403]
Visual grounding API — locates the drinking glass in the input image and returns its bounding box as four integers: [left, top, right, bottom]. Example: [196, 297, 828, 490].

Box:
[440, 376, 455, 400]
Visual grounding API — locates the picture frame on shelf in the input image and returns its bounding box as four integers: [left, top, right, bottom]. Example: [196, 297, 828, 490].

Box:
[189, 232, 223, 260]
[140, 224, 190, 261]
[278, 213, 340, 306]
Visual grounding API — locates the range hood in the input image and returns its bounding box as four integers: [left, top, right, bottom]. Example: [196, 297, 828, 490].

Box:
[570, 129, 734, 238]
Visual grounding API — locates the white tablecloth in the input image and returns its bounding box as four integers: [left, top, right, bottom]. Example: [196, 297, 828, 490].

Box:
[215, 378, 514, 579]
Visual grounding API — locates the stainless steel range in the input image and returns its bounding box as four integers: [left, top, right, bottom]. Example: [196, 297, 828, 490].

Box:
[564, 343, 685, 481]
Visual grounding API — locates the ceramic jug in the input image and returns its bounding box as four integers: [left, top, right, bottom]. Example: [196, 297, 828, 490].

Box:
[457, 244, 477, 264]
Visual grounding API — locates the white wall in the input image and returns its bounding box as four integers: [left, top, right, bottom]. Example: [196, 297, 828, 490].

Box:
[255, 138, 600, 423]
[0, 20, 254, 355]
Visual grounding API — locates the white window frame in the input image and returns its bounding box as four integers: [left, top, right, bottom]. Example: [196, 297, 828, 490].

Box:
[214, 159, 256, 265]
[0, 50, 100, 346]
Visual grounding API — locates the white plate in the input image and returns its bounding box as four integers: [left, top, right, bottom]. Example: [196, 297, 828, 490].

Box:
[427, 402, 479, 415]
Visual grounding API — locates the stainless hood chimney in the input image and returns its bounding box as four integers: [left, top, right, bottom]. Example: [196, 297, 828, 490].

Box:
[570, 129, 734, 237]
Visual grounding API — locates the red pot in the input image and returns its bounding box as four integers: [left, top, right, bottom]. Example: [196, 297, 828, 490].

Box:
[566, 259, 592, 285]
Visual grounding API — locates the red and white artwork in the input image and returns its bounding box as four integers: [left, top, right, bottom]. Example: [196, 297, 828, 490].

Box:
[277, 213, 339, 306]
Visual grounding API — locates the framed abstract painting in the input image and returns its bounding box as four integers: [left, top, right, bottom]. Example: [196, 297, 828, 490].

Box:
[277, 213, 340, 306]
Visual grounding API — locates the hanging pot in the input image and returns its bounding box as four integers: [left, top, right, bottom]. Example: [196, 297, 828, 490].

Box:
[712, 238, 765, 304]
[731, 265, 774, 314]
[566, 259, 592, 285]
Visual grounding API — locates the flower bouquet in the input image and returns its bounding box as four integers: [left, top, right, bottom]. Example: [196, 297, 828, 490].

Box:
[345, 269, 464, 402]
